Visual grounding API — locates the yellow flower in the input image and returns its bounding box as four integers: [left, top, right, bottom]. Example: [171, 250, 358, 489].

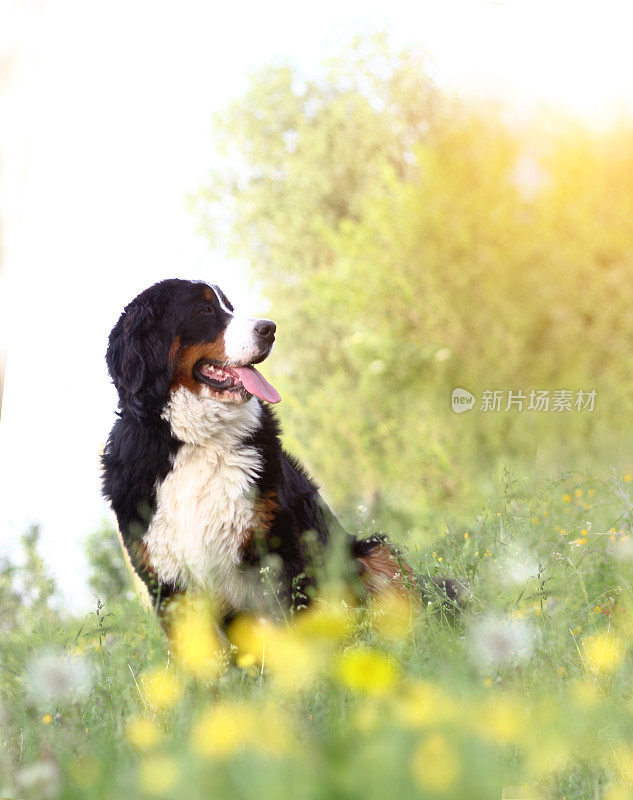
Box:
[138, 755, 178, 795]
[411, 733, 460, 793]
[236, 652, 257, 669]
[168, 596, 222, 680]
[583, 632, 625, 673]
[336, 647, 398, 695]
[126, 716, 163, 750]
[574, 489, 583, 498]
[191, 702, 290, 759]
[396, 681, 455, 728]
[612, 745, 633, 784]
[228, 614, 270, 663]
[588, 488, 596, 497]
[292, 600, 353, 642]
[144, 667, 182, 710]
[479, 695, 527, 744]
[625, 474, 632, 483]
[603, 783, 633, 800]
[229, 615, 322, 690]
[464, 532, 469, 540]
[352, 700, 381, 733]
[371, 592, 416, 641]
[263, 629, 321, 690]
[42, 714, 52, 725]
[563, 494, 572, 503]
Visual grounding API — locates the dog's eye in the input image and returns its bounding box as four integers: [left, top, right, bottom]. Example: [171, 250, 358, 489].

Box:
[200, 306, 214, 315]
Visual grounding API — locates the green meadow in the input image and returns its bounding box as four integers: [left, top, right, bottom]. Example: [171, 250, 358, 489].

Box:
[4, 35, 633, 800]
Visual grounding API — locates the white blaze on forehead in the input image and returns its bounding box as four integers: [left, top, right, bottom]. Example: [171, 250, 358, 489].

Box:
[212, 285, 233, 315]
[223, 316, 262, 364]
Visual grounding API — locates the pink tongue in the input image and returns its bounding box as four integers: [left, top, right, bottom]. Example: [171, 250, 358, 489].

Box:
[233, 365, 281, 404]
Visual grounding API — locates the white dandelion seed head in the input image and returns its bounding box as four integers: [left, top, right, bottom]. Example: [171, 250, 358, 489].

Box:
[469, 613, 535, 669]
[25, 649, 94, 706]
[498, 545, 540, 588]
[14, 760, 60, 800]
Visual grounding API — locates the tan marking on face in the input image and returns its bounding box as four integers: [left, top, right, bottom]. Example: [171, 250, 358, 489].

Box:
[169, 339, 228, 393]
[204, 288, 216, 302]
[169, 335, 181, 364]
[356, 542, 419, 600]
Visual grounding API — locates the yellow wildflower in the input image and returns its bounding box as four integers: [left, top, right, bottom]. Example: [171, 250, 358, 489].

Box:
[603, 783, 633, 800]
[42, 714, 52, 725]
[411, 733, 460, 793]
[352, 699, 381, 733]
[583, 632, 625, 673]
[612, 745, 633, 784]
[336, 648, 398, 695]
[144, 666, 182, 710]
[229, 615, 323, 689]
[138, 755, 178, 795]
[293, 600, 353, 642]
[479, 695, 526, 744]
[625, 474, 632, 483]
[574, 489, 583, 498]
[168, 596, 222, 680]
[371, 592, 416, 641]
[236, 652, 257, 669]
[192, 702, 290, 759]
[572, 680, 600, 707]
[126, 716, 163, 750]
[396, 681, 455, 728]
[563, 494, 572, 503]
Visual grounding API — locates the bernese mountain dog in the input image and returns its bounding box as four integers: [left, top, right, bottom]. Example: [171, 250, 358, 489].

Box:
[102, 278, 451, 627]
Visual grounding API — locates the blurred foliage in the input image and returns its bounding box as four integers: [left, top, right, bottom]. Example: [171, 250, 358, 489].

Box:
[84, 521, 134, 603]
[197, 33, 633, 535]
[0, 525, 58, 636]
[1, 472, 633, 798]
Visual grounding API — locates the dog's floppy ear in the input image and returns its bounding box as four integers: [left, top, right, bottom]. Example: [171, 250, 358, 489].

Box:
[106, 302, 173, 411]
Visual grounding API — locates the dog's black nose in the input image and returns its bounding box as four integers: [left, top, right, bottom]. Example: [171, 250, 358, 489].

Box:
[254, 319, 276, 342]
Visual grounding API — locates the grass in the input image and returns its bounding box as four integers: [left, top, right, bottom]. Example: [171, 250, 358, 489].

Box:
[3, 466, 633, 800]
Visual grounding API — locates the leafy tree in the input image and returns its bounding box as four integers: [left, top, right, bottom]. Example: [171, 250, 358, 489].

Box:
[199, 35, 633, 533]
[0, 525, 60, 636]
[84, 521, 133, 602]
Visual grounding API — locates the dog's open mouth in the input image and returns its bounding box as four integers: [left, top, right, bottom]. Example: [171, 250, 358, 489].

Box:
[194, 361, 281, 404]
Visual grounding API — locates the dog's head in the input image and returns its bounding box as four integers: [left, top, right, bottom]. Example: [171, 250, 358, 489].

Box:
[106, 278, 280, 415]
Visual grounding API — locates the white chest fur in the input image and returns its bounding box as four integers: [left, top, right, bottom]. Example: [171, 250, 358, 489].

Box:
[144, 388, 263, 606]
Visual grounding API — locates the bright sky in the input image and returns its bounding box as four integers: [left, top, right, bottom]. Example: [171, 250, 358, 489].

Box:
[1, 0, 633, 610]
